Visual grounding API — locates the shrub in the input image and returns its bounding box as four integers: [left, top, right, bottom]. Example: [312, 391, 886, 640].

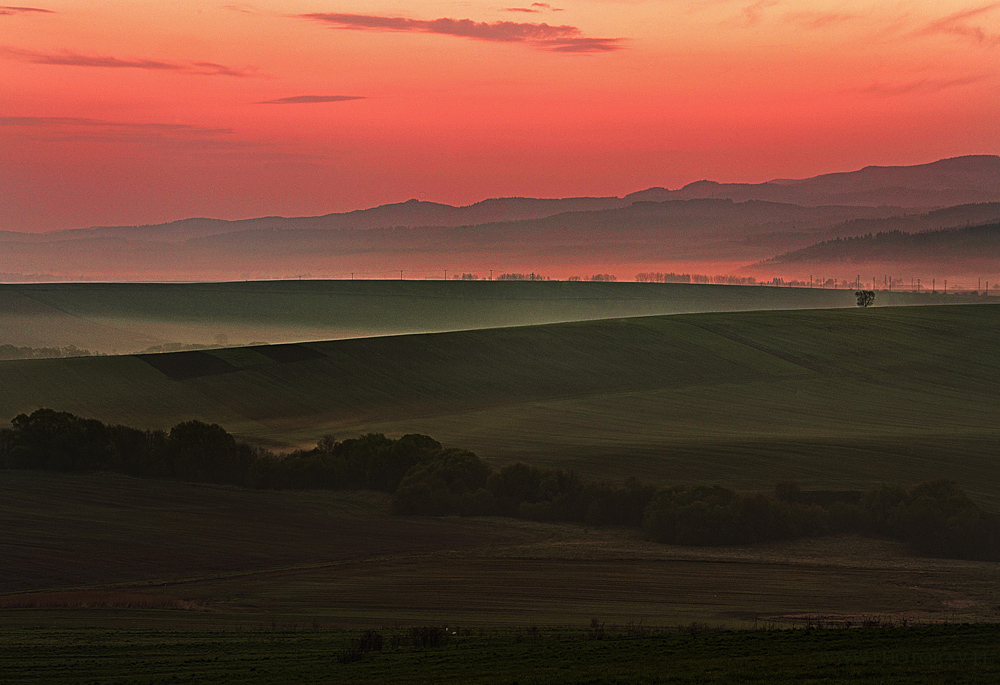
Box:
[410, 626, 449, 649]
[392, 449, 493, 515]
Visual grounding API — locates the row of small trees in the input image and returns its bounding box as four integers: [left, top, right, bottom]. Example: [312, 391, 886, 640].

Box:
[0, 344, 95, 361]
[2, 409, 997, 561]
[635, 273, 758, 285]
[0, 409, 441, 493]
[0, 409, 261, 485]
[389, 451, 1000, 559]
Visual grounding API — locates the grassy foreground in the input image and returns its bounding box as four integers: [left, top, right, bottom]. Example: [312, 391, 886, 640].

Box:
[1, 303, 999, 508]
[2, 623, 999, 684]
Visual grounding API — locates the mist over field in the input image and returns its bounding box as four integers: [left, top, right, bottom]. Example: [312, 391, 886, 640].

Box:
[0, 279, 946, 355]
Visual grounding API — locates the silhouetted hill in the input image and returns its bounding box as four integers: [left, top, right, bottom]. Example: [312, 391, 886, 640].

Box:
[3, 156, 999, 280]
[0, 197, 627, 243]
[627, 156, 1000, 208]
[126, 200, 909, 268]
[1, 199, 992, 280]
[802, 202, 1000, 242]
[767, 220, 1000, 264]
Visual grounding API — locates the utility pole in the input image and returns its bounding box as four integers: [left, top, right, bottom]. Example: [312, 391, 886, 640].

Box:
[444, 269, 447, 280]
[351, 272, 354, 280]
[490, 269, 493, 281]
[400, 270, 404, 281]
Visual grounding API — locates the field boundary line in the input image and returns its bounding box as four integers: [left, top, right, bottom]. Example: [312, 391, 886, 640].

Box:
[677, 320, 825, 373]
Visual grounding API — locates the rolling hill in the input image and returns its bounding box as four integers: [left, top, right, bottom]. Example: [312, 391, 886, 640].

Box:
[0, 280, 930, 353]
[2, 302, 998, 510]
[767, 221, 1000, 265]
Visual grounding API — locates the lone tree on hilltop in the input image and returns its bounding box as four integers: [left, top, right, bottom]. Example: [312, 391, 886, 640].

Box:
[855, 290, 875, 307]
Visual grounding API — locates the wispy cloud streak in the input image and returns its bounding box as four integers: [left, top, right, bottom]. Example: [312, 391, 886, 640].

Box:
[0, 116, 233, 135]
[783, 11, 857, 29]
[299, 12, 622, 52]
[0, 46, 256, 75]
[853, 75, 987, 96]
[0, 6, 52, 15]
[917, 3, 1000, 46]
[256, 95, 366, 104]
[0, 116, 248, 153]
[503, 3, 562, 12]
[739, 0, 779, 26]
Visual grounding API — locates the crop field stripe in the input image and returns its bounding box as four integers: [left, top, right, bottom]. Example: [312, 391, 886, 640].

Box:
[250, 343, 328, 364]
[679, 319, 825, 372]
[134, 351, 238, 379]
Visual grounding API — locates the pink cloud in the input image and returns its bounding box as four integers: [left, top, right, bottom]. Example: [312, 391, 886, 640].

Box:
[0, 46, 256, 76]
[256, 95, 366, 104]
[853, 75, 987, 96]
[783, 11, 858, 29]
[0, 6, 53, 15]
[0, 116, 232, 135]
[503, 3, 563, 12]
[918, 3, 1000, 47]
[299, 12, 621, 53]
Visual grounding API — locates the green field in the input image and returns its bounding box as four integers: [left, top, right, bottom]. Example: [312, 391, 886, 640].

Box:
[2, 302, 999, 509]
[0, 279, 939, 352]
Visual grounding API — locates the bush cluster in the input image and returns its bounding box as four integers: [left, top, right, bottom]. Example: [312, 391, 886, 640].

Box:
[2, 409, 997, 561]
[392, 450, 1000, 560]
[392, 454, 655, 527]
[0, 408, 259, 485]
[0, 344, 94, 360]
[247, 433, 442, 493]
[0, 408, 438, 492]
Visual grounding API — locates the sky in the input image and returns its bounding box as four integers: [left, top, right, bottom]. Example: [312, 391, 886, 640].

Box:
[2, 0, 999, 231]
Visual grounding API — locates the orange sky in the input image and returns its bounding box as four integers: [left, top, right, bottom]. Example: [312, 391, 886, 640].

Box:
[2, 0, 999, 231]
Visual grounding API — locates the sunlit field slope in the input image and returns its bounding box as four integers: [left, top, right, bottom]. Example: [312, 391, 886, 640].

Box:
[0, 280, 935, 352]
[2, 303, 998, 508]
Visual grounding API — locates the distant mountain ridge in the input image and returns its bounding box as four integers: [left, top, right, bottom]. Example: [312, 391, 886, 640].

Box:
[3, 155, 998, 242]
[626, 155, 1000, 208]
[3, 197, 992, 281]
[0, 196, 627, 243]
[2, 155, 999, 281]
